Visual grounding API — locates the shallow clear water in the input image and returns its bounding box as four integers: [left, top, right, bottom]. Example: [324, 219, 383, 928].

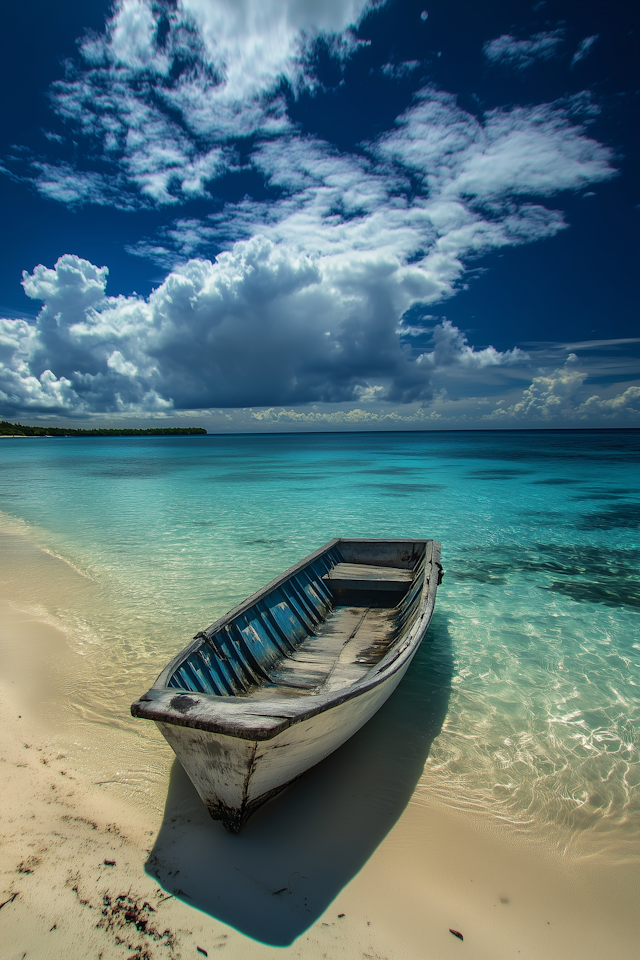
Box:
[1, 430, 638, 854]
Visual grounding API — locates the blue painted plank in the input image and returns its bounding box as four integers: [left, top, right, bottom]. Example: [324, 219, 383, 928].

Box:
[219, 626, 263, 685]
[254, 608, 296, 656]
[196, 645, 233, 695]
[235, 616, 283, 672]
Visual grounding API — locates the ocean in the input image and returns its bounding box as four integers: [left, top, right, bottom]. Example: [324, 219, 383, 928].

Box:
[1, 429, 638, 860]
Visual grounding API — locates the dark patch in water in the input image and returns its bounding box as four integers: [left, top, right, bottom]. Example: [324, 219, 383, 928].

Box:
[573, 494, 631, 502]
[358, 466, 421, 476]
[211, 471, 321, 483]
[577, 502, 640, 529]
[449, 543, 640, 609]
[91, 463, 177, 479]
[532, 478, 579, 486]
[540, 580, 640, 608]
[467, 469, 532, 479]
[361, 482, 443, 496]
[448, 432, 640, 465]
[82, 454, 203, 480]
[572, 487, 640, 501]
[447, 569, 507, 585]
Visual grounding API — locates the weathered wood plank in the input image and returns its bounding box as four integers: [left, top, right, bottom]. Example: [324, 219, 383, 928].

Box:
[323, 561, 413, 594]
[325, 562, 413, 582]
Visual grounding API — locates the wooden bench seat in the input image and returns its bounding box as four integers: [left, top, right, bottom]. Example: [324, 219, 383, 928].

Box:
[323, 561, 413, 593]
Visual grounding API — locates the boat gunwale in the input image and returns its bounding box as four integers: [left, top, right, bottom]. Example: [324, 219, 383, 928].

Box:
[131, 538, 441, 741]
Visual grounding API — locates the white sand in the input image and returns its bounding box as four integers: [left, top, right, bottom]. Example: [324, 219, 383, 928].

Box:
[1, 530, 638, 959]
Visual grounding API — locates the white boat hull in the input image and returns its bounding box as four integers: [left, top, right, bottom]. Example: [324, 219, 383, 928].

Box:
[155, 654, 413, 831]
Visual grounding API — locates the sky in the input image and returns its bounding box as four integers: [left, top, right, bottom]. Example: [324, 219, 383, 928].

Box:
[0, 0, 638, 431]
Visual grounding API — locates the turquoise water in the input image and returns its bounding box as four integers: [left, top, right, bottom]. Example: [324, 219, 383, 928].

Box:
[1, 430, 638, 853]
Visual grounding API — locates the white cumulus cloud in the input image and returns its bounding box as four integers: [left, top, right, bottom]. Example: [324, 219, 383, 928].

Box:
[575, 385, 640, 418]
[488, 354, 586, 420]
[486, 355, 640, 424]
[249, 405, 437, 425]
[0, 243, 539, 417]
[0, 243, 476, 416]
[483, 30, 564, 70]
[416, 320, 528, 369]
[571, 35, 599, 68]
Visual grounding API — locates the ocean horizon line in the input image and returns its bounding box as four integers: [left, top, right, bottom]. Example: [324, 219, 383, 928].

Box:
[1, 425, 639, 438]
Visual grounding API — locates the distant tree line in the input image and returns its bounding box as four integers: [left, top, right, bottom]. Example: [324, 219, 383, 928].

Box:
[0, 420, 207, 437]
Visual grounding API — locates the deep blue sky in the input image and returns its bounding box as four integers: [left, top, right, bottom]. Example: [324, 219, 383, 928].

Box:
[0, 0, 638, 429]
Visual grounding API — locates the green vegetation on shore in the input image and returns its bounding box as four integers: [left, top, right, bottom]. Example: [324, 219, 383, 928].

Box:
[0, 420, 207, 437]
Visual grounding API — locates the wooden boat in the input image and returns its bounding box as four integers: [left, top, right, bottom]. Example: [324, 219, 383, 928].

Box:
[131, 537, 442, 832]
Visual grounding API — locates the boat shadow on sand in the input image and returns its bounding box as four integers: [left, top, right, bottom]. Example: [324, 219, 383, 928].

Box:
[146, 610, 453, 947]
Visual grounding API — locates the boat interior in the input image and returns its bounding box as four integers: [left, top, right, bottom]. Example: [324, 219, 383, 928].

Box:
[166, 540, 430, 700]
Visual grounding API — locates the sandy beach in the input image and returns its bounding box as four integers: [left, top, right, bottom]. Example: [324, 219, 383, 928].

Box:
[1, 527, 639, 960]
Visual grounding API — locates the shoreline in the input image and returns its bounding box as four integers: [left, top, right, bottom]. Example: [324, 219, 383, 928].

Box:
[1, 522, 638, 958]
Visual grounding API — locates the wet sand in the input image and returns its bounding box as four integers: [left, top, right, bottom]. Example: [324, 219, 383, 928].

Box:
[1, 529, 638, 959]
